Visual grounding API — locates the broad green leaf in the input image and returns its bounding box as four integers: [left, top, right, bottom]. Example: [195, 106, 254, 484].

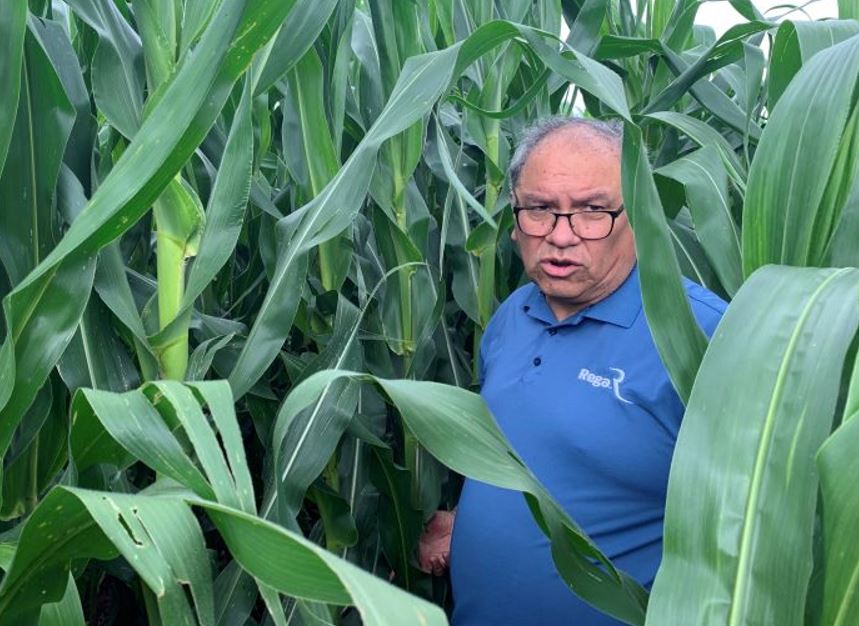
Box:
[647, 23, 769, 139]
[668, 211, 723, 293]
[179, 0, 219, 58]
[186, 381, 256, 512]
[280, 369, 648, 624]
[71, 386, 214, 498]
[74, 378, 281, 621]
[0, 545, 85, 626]
[307, 482, 359, 551]
[434, 118, 496, 226]
[369, 446, 423, 592]
[594, 35, 661, 60]
[841, 0, 859, 19]
[768, 20, 859, 108]
[65, 0, 145, 138]
[622, 124, 709, 403]
[146, 382, 243, 510]
[0, 22, 91, 469]
[744, 34, 859, 275]
[0, 1, 27, 175]
[92, 242, 160, 380]
[817, 412, 859, 626]
[186, 334, 235, 382]
[33, 19, 95, 190]
[656, 146, 742, 296]
[646, 110, 747, 187]
[825, 174, 859, 267]
[567, 0, 608, 54]
[0, 487, 118, 625]
[648, 0, 675, 40]
[0, 341, 13, 414]
[213, 561, 256, 626]
[38, 573, 85, 626]
[660, 0, 699, 49]
[815, 346, 859, 626]
[283, 45, 350, 292]
[72, 380, 254, 515]
[728, 0, 764, 21]
[135, 0, 178, 89]
[272, 379, 359, 524]
[268, 297, 362, 522]
[199, 499, 447, 625]
[255, 0, 337, 96]
[0, 23, 74, 286]
[285, 48, 340, 199]
[0, 488, 212, 626]
[648, 266, 859, 626]
[1, 384, 58, 520]
[0, 255, 95, 467]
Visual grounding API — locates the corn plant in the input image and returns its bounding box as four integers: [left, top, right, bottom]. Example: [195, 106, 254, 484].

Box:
[0, 0, 857, 624]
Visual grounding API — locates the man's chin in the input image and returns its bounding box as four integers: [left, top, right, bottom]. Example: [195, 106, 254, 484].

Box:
[535, 281, 588, 303]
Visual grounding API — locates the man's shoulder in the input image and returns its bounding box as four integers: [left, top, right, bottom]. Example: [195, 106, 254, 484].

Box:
[681, 278, 728, 335]
[498, 282, 538, 312]
[483, 283, 536, 339]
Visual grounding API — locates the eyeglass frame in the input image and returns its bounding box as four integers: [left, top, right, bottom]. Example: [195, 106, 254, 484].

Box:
[511, 198, 626, 241]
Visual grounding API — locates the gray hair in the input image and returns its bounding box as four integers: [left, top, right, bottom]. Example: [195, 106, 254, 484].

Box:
[507, 117, 623, 191]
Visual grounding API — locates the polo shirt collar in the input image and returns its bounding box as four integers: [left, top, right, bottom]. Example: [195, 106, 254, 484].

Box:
[522, 264, 642, 328]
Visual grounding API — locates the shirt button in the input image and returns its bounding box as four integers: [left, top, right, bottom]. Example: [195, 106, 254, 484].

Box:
[533, 357, 542, 366]
[548, 328, 558, 336]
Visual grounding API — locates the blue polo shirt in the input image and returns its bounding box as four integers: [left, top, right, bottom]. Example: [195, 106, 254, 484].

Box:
[450, 266, 726, 626]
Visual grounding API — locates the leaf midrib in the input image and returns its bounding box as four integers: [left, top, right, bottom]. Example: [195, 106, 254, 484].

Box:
[23, 52, 39, 272]
[728, 267, 850, 625]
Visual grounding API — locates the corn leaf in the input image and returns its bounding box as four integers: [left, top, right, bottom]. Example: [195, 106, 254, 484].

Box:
[768, 20, 859, 108]
[622, 124, 709, 403]
[0, 0, 27, 175]
[656, 146, 742, 296]
[648, 265, 859, 625]
[744, 34, 859, 275]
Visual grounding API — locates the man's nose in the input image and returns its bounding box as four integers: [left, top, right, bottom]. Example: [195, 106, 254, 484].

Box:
[545, 215, 582, 246]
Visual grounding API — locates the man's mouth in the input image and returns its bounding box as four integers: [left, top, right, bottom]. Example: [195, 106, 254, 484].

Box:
[540, 259, 582, 278]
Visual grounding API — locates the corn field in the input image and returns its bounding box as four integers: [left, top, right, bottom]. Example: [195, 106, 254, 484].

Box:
[0, 0, 858, 624]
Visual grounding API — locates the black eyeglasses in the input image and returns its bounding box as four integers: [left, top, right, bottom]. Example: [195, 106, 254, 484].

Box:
[512, 205, 625, 240]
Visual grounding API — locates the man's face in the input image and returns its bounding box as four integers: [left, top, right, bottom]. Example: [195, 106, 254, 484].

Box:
[511, 128, 636, 320]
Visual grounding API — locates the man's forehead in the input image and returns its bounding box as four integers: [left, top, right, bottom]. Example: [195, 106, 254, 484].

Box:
[515, 188, 616, 204]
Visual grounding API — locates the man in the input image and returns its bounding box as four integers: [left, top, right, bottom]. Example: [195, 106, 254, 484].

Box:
[419, 117, 726, 625]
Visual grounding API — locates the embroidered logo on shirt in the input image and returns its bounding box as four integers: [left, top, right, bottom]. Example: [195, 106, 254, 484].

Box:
[577, 368, 633, 404]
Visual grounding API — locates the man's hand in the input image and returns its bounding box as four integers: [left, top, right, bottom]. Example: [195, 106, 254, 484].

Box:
[418, 510, 455, 576]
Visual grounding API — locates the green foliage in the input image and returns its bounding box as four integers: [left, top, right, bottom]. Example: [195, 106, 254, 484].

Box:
[0, 1, 857, 625]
